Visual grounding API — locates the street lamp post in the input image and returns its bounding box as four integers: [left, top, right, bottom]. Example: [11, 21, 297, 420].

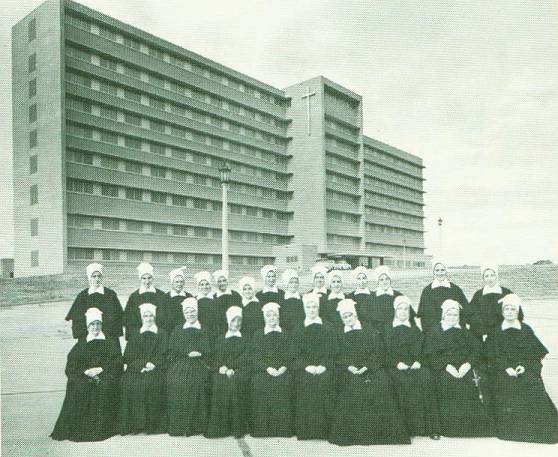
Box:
[437, 217, 443, 259]
[219, 162, 231, 273]
[402, 238, 407, 269]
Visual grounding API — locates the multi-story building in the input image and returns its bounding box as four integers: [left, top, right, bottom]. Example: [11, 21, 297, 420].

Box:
[12, 0, 427, 277]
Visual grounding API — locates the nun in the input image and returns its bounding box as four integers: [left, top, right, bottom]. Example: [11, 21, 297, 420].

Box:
[205, 306, 250, 438]
[329, 299, 411, 446]
[193, 271, 220, 340]
[238, 276, 263, 338]
[469, 265, 521, 342]
[167, 297, 212, 436]
[422, 299, 492, 437]
[51, 308, 122, 442]
[249, 302, 295, 438]
[255, 265, 284, 305]
[120, 303, 168, 435]
[163, 267, 192, 334]
[320, 270, 346, 328]
[383, 295, 440, 439]
[293, 293, 338, 440]
[281, 268, 305, 331]
[368, 266, 414, 332]
[347, 266, 373, 323]
[417, 261, 469, 334]
[308, 264, 330, 307]
[65, 263, 123, 344]
[486, 294, 558, 443]
[124, 262, 169, 340]
[213, 269, 242, 309]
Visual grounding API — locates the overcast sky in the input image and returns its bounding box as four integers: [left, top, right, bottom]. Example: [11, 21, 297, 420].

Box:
[1, 0, 557, 265]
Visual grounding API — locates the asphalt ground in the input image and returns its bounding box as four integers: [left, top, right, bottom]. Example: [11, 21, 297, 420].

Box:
[2, 299, 557, 457]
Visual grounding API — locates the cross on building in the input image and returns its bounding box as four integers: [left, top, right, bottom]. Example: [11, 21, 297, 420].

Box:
[301, 87, 316, 136]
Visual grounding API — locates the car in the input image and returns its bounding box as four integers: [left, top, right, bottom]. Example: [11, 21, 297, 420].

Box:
[331, 261, 352, 271]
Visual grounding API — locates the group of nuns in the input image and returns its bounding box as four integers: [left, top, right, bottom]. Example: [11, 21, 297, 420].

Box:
[51, 260, 558, 445]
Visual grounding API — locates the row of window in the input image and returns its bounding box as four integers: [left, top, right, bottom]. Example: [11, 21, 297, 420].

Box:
[327, 210, 360, 224]
[326, 136, 359, 157]
[324, 90, 359, 120]
[326, 171, 359, 188]
[364, 190, 423, 213]
[67, 247, 274, 266]
[65, 178, 293, 220]
[66, 74, 288, 166]
[365, 205, 423, 224]
[325, 117, 360, 138]
[325, 153, 359, 172]
[67, 213, 291, 244]
[65, 92, 287, 164]
[326, 190, 360, 205]
[364, 145, 422, 174]
[365, 243, 423, 256]
[64, 44, 288, 135]
[66, 149, 290, 200]
[364, 176, 423, 201]
[363, 162, 423, 190]
[65, 122, 289, 184]
[65, 13, 287, 107]
[365, 223, 423, 237]
[327, 233, 361, 248]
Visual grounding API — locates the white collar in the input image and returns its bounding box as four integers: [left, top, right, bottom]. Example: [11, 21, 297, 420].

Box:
[483, 284, 503, 295]
[88, 286, 104, 295]
[170, 289, 186, 298]
[183, 321, 202, 330]
[304, 317, 323, 327]
[215, 289, 232, 298]
[441, 321, 461, 331]
[196, 291, 214, 299]
[328, 291, 345, 300]
[262, 286, 278, 294]
[344, 320, 362, 333]
[86, 331, 106, 342]
[264, 325, 282, 334]
[354, 288, 371, 295]
[392, 319, 411, 328]
[139, 286, 157, 294]
[376, 287, 394, 296]
[501, 320, 522, 331]
[284, 291, 301, 300]
[140, 324, 158, 334]
[225, 330, 242, 338]
[432, 279, 451, 289]
[312, 287, 328, 295]
[242, 296, 258, 306]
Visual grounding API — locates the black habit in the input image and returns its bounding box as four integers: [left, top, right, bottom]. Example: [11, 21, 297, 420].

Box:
[486, 323, 558, 443]
[166, 324, 212, 436]
[65, 288, 123, 341]
[120, 328, 169, 435]
[51, 337, 122, 442]
[328, 324, 411, 446]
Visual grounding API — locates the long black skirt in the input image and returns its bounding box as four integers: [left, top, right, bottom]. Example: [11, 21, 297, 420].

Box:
[435, 370, 493, 437]
[205, 371, 249, 438]
[492, 372, 558, 443]
[51, 376, 119, 442]
[167, 360, 210, 436]
[329, 370, 411, 446]
[295, 370, 336, 440]
[389, 367, 440, 436]
[250, 371, 295, 437]
[120, 369, 166, 434]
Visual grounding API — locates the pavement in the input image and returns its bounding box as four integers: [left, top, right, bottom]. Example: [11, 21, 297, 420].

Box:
[2, 299, 558, 457]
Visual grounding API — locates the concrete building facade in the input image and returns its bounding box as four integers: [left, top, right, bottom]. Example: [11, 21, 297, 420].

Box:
[12, 0, 427, 277]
